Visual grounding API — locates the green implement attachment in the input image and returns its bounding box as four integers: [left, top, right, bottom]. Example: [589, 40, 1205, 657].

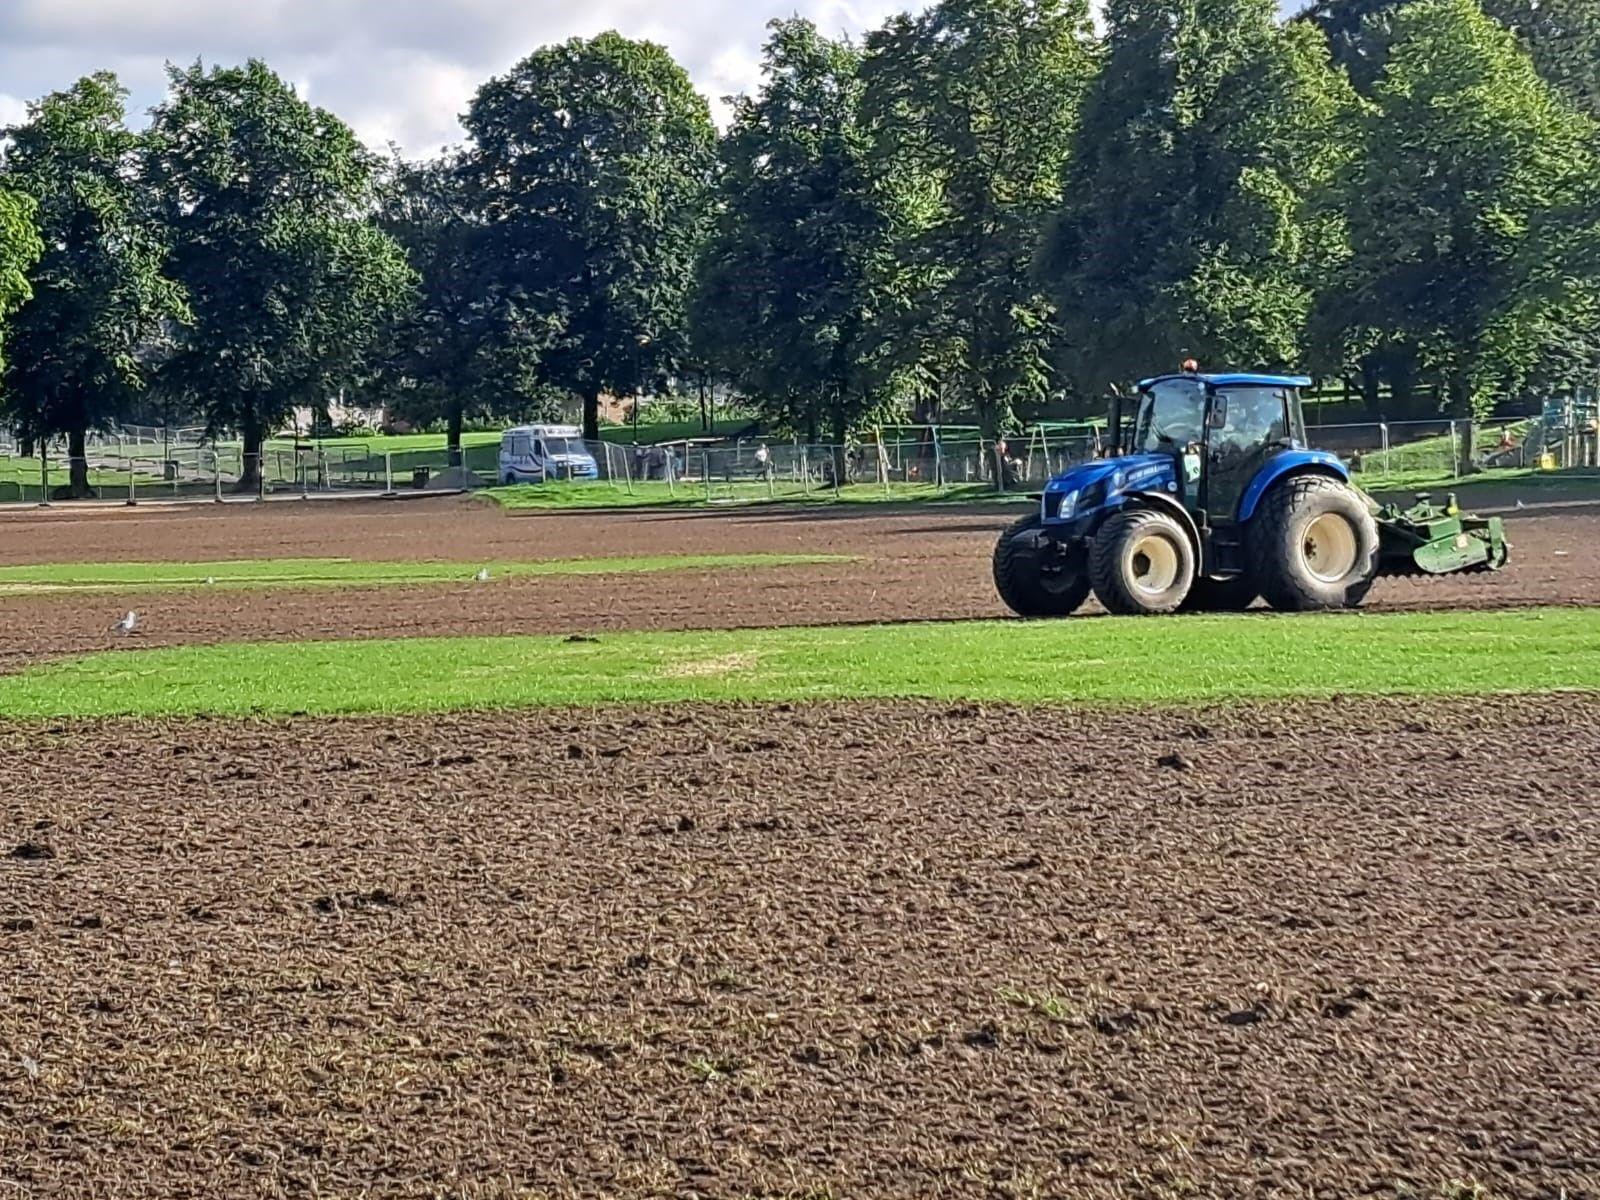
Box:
[1375, 493, 1510, 577]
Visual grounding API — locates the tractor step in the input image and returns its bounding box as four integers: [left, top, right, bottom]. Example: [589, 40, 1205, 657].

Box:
[1375, 493, 1510, 577]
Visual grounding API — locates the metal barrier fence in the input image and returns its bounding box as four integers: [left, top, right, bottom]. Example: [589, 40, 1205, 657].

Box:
[5, 415, 1592, 507]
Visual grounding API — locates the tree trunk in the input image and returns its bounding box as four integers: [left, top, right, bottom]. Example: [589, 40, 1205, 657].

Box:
[831, 402, 848, 484]
[582, 386, 601, 443]
[447, 402, 464, 469]
[1359, 363, 1383, 419]
[1446, 376, 1478, 476]
[236, 409, 266, 494]
[67, 426, 91, 498]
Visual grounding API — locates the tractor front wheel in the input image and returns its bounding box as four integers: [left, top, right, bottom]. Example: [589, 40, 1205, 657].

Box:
[1090, 509, 1196, 615]
[1252, 476, 1379, 612]
[993, 513, 1091, 618]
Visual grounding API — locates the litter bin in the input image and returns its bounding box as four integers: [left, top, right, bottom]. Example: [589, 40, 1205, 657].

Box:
[412, 465, 430, 489]
[164, 460, 179, 482]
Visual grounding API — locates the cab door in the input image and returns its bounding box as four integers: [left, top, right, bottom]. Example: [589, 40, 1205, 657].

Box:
[1203, 387, 1290, 522]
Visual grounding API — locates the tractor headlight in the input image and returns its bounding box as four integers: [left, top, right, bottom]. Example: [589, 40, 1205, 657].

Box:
[1057, 490, 1079, 519]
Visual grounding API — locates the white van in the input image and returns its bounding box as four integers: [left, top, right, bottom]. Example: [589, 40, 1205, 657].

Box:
[498, 425, 601, 484]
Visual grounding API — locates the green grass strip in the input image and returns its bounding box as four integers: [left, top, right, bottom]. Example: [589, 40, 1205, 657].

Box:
[1, 608, 1593, 719]
[0, 554, 851, 594]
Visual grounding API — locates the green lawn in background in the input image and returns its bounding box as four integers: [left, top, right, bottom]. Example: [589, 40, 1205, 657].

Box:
[2, 608, 1592, 719]
[0, 553, 851, 595]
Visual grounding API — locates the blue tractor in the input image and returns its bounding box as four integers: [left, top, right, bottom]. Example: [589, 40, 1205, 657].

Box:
[994, 370, 1510, 617]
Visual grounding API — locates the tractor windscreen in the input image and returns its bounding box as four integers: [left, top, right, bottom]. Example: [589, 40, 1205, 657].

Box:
[1134, 379, 1206, 451]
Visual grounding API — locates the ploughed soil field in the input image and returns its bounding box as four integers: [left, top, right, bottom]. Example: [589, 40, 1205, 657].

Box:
[0, 494, 1598, 670]
[3, 695, 1598, 1199]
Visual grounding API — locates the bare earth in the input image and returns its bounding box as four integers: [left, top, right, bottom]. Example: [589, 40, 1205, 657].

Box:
[1, 497, 1597, 1198]
[3, 696, 1597, 1198]
[0, 495, 1597, 672]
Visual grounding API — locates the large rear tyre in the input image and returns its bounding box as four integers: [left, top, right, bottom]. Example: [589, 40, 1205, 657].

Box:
[1181, 575, 1259, 612]
[993, 513, 1091, 618]
[1090, 509, 1196, 615]
[1252, 476, 1379, 612]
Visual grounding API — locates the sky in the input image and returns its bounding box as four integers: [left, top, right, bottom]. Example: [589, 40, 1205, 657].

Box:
[0, 1, 1307, 156]
[0, 1, 915, 155]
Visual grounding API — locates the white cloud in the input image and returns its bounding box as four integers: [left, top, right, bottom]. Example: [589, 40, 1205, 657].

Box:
[0, 0, 911, 153]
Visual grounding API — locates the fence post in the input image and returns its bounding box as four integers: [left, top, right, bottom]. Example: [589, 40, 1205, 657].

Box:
[800, 444, 810, 498]
[383, 452, 394, 496]
[833, 447, 841, 500]
[1449, 420, 1459, 480]
[703, 451, 712, 502]
[214, 451, 223, 503]
[126, 462, 137, 507]
[37, 445, 49, 508]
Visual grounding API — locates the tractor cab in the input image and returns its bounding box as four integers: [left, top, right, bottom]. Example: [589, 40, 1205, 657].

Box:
[1097, 372, 1326, 529]
[993, 366, 1508, 619]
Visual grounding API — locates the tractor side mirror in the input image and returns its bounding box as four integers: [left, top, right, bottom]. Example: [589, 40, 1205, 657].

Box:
[1207, 399, 1228, 430]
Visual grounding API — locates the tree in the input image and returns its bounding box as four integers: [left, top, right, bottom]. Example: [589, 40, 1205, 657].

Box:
[1311, 0, 1600, 466]
[145, 60, 413, 491]
[1041, 0, 1355, 391]
[862, 0, 1098, 436]
[464, 33, 717, 441]
[0, 73, 187, 496]
[1305, 0, 1600, 116]
[370, 155, 562, 465]
[1484, 0, 1600, 120]
[0, 187, 41, 379]
[693, 19, 904, 451]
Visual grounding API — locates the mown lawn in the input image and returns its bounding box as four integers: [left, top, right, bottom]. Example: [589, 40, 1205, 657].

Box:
[1, 608, 1593, 719]
[0, 553, 850, 594]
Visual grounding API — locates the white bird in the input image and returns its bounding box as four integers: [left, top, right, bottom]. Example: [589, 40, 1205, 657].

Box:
[204, 576, 216, 585]
[1516, 500, 1527, 510]
[115, 611, 139, 636]
[474, 568, 492, 583]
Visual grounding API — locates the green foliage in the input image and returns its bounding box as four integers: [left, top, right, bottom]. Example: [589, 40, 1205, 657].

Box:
[0, 186, 41, 378]
[464, 33, 717, 440]
[1042, 0, 1355, 391]
[368, 155, 564, 458]
[694, 19, 904, 443]
[145, 60, 414, 487]
[0, 73, 188, 494]
[1484, 1, 1600, 121]
[1305, 0, 1600, 117]
[1312, 0, 1600, 421]
[863, 0, 1098, 434]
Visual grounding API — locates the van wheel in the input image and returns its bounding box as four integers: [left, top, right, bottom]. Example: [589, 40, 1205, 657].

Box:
[504, 473, 517, 486]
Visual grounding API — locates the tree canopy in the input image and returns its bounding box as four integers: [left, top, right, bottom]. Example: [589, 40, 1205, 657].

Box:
[464, 32, 718, 441]
[370, 155, 563, 462]
[0, 187, 41, 382]
[693, 19, 904, 446]
[0, 73, 188, 494]
[1041, 0, 1355, 392]
[862, 0, 1099, 435]
[1311, 0, 1600, 434]
[145, 60, 413, 488]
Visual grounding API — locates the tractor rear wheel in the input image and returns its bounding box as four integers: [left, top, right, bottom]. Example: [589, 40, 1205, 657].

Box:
[1252, 476, 1379, 611]
[993, 513, 1091, 618]
[1090, 508, 1195, 615]
[1182, 575, 1259, 612]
